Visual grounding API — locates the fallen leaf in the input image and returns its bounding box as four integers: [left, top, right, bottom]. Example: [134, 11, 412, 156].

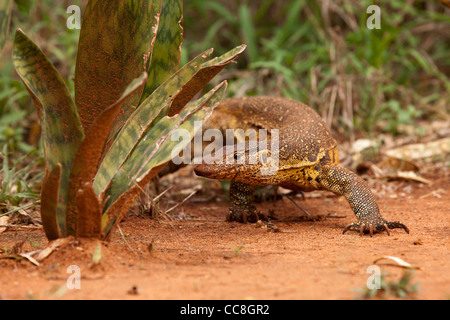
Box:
[385, 137, 450, 161]
[419, 188, 446, 199]
[393, 171, 432, 184]
[373, 256, 420, 270]
[0, 216, 9, 233]
[19, 251, 40, 266]
[377, 157, 420, 172]
[35, 237, 70, 262]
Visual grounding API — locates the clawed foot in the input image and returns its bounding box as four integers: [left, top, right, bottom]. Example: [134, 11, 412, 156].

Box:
[343, 219, 409, 237]
[227, 206, 260, 223]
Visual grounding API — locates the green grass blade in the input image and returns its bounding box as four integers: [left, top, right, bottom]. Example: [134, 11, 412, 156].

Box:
[238, 5, 257, 62]
[12, 29, 84, 235]
[140, 0, 183, 102]
[0, 0, 12, 55]
[1, 144, 10, 186]
[93, 49, 213, 197]
[169, 44, 246, 116]
[74, 0, 161, 134]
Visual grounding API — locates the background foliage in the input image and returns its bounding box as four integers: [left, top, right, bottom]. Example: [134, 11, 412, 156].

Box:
[0, 0, 449, 216]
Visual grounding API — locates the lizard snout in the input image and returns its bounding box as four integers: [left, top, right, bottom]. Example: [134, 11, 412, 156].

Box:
[194, 163, 214, 177]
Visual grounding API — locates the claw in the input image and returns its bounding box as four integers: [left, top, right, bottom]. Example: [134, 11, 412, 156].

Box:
[343, 219, 409, 236]
[387, 221, 410, 234]
[343, 223, 355, 234]
[383, 223, 390, 236]
[228, 207, 259, 223]
[242, 211, 247, 224]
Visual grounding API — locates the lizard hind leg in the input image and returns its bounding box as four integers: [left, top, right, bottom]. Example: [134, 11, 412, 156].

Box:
[228, 180, 259, 223]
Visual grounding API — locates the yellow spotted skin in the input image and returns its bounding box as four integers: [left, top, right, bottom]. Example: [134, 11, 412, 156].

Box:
[194, 97, 409, 236]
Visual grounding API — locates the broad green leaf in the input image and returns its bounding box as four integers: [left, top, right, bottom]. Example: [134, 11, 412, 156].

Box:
[0, 0, 12, 54]
[106, 82, 226, 206]
[40, 164, 62, 240]
[102, 81, 228, 237]
[168, 44, 246, 116]
[12, 29, 84, 168]
[13, 29, 84, 234]
[75, 0, 161, 133]
[93, 49, 213, 197]
[101, 162, 168, 239]
[76, 183, 102, 239]
[134, 86, 226, 183]
[140, 0, 183, 102]
[65, 72, 147, 235]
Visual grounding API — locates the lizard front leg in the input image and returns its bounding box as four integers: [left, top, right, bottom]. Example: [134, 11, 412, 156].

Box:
[319, 165, 409, 236]
[228, 181, 259, 223]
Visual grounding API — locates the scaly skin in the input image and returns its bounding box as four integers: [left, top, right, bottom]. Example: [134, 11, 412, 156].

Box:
[228, 181, 259, 223]
[194, 97, 409, 236]
[319, 165, 409, 236]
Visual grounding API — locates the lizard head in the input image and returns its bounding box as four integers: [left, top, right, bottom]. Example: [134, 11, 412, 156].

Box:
[194, 141, 280, 183]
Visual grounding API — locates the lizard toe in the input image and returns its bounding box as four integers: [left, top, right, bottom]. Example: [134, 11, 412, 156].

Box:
[228, 206, 259, 223]
[343, 219, 409, 236]
[386, 221, 410, 234]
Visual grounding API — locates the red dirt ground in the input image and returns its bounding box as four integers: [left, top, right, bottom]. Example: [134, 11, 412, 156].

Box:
[0, 164, 449, 300]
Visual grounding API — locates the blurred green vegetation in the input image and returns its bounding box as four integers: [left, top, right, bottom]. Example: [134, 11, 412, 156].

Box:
[0, 0, 449, 212]
[0, 0, 83, 213]
[183, 0, 449, 138]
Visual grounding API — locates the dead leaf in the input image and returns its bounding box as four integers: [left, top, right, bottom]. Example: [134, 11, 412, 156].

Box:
[385, 137, 450, 161]
[19, 251, 40, 266]
[35, 237, 70, 262]
[373, 256, 420, 270]
[393, 171, 432, 184]
[351, 139, 380, 164]
[0, 215, 9, 233]
[361, 156, 431, 184]
[419, 188, 446, 199]
[377, 157, 420, 172]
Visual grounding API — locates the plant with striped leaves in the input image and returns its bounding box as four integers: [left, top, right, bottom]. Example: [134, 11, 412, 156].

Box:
[12, 0, 245, 240]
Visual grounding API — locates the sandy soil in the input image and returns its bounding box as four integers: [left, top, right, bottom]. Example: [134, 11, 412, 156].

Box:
[0, 164, 449, 300]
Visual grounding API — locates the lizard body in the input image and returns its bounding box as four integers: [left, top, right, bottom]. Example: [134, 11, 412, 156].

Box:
[194, 96, 409, 236]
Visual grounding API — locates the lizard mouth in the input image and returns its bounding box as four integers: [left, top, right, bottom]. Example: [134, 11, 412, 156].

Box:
[194, 164, 213, 177]
[194, 163, 235, 180]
